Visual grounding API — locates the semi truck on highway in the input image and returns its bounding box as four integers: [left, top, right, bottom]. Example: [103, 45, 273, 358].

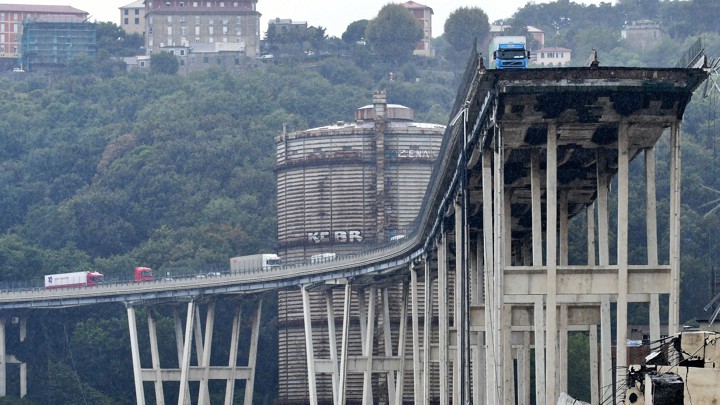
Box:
[44, 271, 104, 289]
[230, 254, 282, 273]
[489, 36, 531, 69]
[134, 266, 154, 282]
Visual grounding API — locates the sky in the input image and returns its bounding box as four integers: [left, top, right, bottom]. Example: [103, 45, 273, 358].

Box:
[9, 0, 614, 38]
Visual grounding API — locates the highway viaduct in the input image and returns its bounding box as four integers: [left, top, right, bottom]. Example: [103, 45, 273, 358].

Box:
[0, 50, 709, 405]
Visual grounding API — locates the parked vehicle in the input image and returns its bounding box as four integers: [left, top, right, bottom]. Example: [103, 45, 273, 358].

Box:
[489, 36, 531, 69]
[134, 267, 154, 282]
[310, 253, 337, 264]
[44, 271, 104, 289]
[230, 254, 282, 273]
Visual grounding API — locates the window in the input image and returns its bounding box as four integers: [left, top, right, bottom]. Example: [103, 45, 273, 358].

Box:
[180, 1, 184, 6]
[203, 56, 209, 63]
[222, 26, 227, 34]
[167, 27, 172, 35]
[134, 18, 140, 24]
[222, 18, 228, 25]
[209, 26, 213, 35]
[179, 49, 185, 55]
[13, 23, 17, 33]
[207, 2, 211, 6]
[209, 37, 214, 42]
[220, 2, 225, 6]
[190, 56, 195, 64]
[195, 26, 199, 35]
[167, 16, 172, 23]
[180, 59, 184, 65]
[195, 16, 200, 25]
[208, 18, 213, 25]
[235, 57, 239, 65]
[181, 26, 187, 37]
[124, 18, 129, 25]
[216, 57, 221, 64]
[140, 61, 145, 67]
[222, 36, 227, 42]
[124, 9, 129, 15]
[234, 2, 238, 6]
[135, 8, 140, 15]
[193, 1, 198, 6]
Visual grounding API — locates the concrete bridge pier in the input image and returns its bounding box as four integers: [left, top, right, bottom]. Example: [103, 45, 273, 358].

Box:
[0, 316, 27, 399]
[126, 298, 263, 405]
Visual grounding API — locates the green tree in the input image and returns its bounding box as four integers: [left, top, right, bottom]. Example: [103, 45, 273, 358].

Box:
[150, 51, 179, 75]
[365, 4, 423, 64]
[444, 7, 490, 54]
[342, 19, 369, 44]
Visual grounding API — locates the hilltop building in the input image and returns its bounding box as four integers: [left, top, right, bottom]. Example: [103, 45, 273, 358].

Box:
[401, 1, 433, 57]
[622, 20, 662, 50]
[275, 91, 445, 402]
[119, 0, 146, 36]
[0, 4, 87, 64]
[534, 46, 572, 66]
[144, 0, 261, 58]
[20, 16, 96, 71]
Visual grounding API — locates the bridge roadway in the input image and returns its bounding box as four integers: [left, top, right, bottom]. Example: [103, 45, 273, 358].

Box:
[0, 51, 709, 405]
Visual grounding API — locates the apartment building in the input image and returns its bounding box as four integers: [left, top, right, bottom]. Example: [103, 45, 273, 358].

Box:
[144, 0, 260, 58]
[0, 4, 87, 60]
[401, 1, 433, 57]
[120, 0, 146, 36]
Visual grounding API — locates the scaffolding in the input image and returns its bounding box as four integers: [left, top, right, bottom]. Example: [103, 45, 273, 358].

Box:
[20, 18, 96, 70]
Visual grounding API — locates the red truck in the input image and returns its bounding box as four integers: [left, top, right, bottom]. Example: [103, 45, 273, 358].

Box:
[134, 267, 154, 282]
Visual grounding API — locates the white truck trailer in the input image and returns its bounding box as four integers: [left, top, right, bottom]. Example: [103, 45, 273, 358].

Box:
[44, 271, 104, 289]
[230, 254, 282, 273]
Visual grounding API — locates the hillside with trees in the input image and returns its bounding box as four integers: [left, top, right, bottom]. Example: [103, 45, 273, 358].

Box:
[0, 0, 718, 403]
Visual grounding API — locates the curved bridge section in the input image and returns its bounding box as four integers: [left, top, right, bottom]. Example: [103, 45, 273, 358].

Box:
[0, 54, 707, 405]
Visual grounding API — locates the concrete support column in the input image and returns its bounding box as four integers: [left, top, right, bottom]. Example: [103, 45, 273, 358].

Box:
[394, 281, 409, 405]
[600, 296, 612, 401]
[669, 121, 682, 335]
[531, 149, 543, 266]
[482, 147, 497, 403]
[147, 310, 166, 405]
[173, 307, 191, 405]
[558, 305, 568, 396]
[502, 305, 514, 404]
[224, 305, 242, 405]
[438, 232, 449, 405]
[127, 307, 145, 405]
[19, 318, 26, 398]
[178, 301, 195, 405]
[616, 122, 630, 388]
[534, 297, 546, 405]
[545, 122, 558, 405]
[382, 288, 397, 404]
[589, 325, 599, 404]
[198, 302, 216, 405]
[362, 286, 377, 405]
[559, 191, 569, 266]
[423, 257, 433, 405]
[411, 265, 422, 405]
[494, 131, 506, 402]
[301, 285, 318, 405]
[325, 289, 340, 405]
[597, 151, 610, 266]
[518, 331, 531, 405]
[245, 302, 262, 405]
[587, 202, 596, 266]
[645, 146, 661, 342]
[338, 283, 352, 405]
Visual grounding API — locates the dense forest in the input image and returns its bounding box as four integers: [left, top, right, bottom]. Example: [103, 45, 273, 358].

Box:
[0, 0, 719, 403]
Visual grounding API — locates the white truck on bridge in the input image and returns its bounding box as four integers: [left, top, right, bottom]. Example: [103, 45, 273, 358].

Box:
[44, 271, 104, 289]
[230, 254, 282, 274]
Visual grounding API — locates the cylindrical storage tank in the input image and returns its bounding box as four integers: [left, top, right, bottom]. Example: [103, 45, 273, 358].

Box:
[275, 91, 445, 404]
[275, 92, 445, 263]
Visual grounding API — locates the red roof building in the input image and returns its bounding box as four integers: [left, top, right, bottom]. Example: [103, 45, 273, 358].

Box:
[0, 4, 88, 59]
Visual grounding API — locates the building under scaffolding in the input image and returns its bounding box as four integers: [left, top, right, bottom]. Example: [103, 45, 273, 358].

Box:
[20, 16, 96, 71]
